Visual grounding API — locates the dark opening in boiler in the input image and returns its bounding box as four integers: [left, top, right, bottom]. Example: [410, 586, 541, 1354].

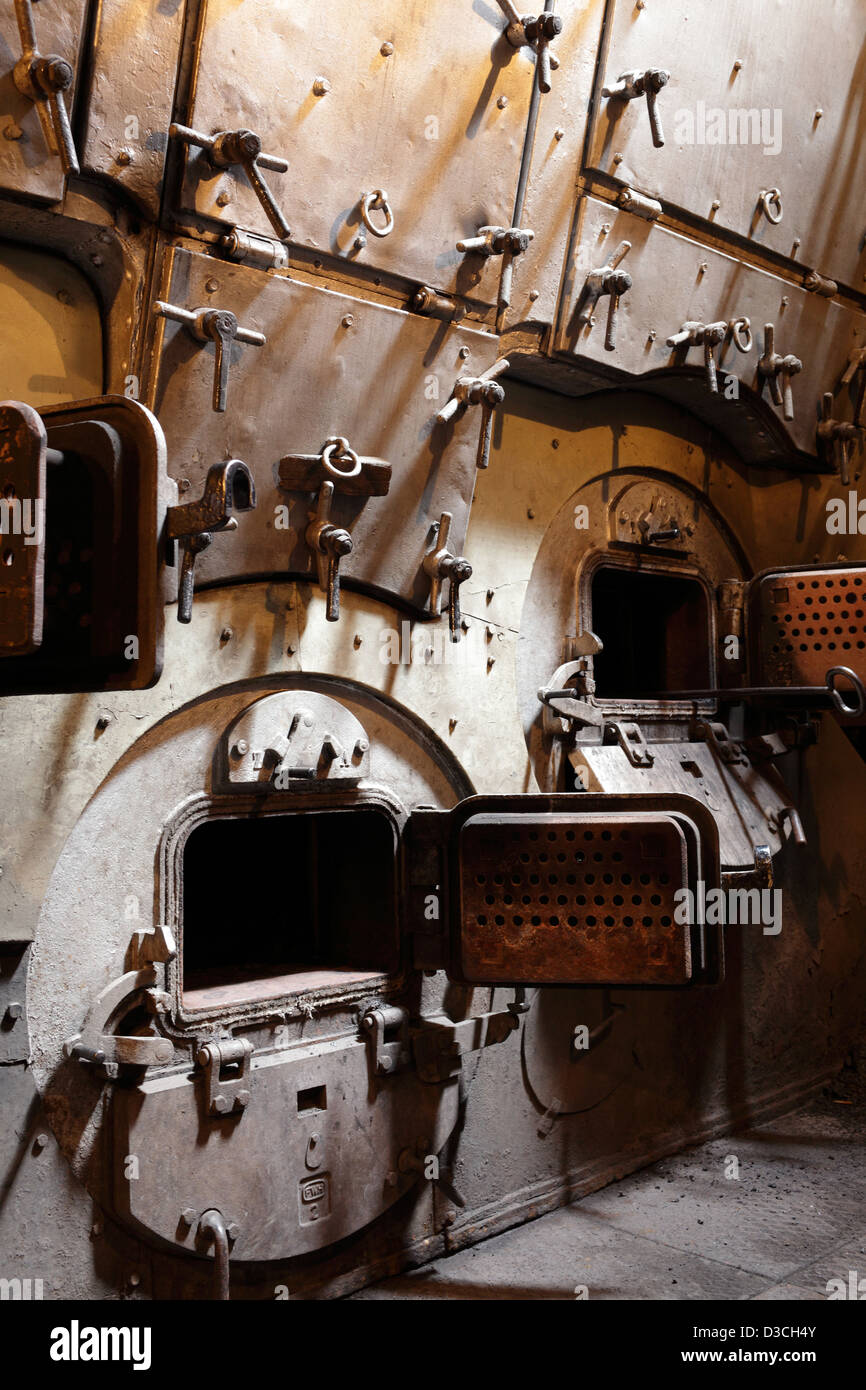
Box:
[181, 807, 399, 1009]
[590, 566, 712, 698]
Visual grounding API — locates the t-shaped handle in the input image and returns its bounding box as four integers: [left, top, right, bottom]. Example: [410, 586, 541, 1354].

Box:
[817, 393, 862, 486]
[436, 359, 510, 470]
[603, 67, 670, 148]
[166, 459, 256, 623]
[497, 4, 563, 93]
[153, 301, 267, 413]
[13, 0, 79, 176]
[574, 241, 632, 352]
[423, 512, 473, 642]
[758, 324, 802, 421]
[170, 123, 291, 240]
[305, 482, 353, 622]
[666, 320, 731, 393]
[841, 345, 866, 427]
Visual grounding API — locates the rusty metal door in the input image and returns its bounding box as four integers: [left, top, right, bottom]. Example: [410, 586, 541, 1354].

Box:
[588, 0, 866, 289]
[178, 0, 538, 300]
[0, 0, 89, 203]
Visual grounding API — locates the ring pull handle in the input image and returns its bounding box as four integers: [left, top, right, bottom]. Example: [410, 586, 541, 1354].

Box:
[320, 436, 362, 480]
[759, 187, 783, 225]
[360, 189, 395, 238]
[826, 666, 866, 718]
[730, 316, 753, 353]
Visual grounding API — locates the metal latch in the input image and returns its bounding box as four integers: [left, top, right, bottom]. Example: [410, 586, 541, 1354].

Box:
[841, 345, 866, 428]
[603, 719, 654, 767]
[602, 68, 670, 148]
[758, 323, 802, 422]
[197, 1037, 254, 1116]
[666, 318, 752, 394]
[166, 458, 256, 623]
[153, 299, 267, 413]
[456, 226, 534, 309]
[170, 123, 290, 240]
[616, 186, 661, 221]
[423, 511, 473, 642]
[12, 0, 79, 176]
[817, 393, 862, 486]
[361, 1004, 411, 1077]
[436, 359, 510, 472]
[573, 240, 632, 352]
[496, 3, 563, 93]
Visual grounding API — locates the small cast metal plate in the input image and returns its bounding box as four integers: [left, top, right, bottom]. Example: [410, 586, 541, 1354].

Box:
[751, 567, 866, 689]
[458, 813, 691, 985]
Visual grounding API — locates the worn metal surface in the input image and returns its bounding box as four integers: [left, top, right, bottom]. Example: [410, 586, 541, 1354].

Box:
[179, 0, 537, 301]
[458, 811, 692, 984]
[149, 245, 500, 613]
[0, 0, 88, 203]
[556, 197, 866, 465]
[82, 0, 187, 217]
[587, 0, 866, 290]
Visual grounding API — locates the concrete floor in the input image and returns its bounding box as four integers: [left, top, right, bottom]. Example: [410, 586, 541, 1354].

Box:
[351, 1089, 866, 1300]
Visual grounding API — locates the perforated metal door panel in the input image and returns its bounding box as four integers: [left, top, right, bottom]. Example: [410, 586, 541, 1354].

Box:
[457, 811, 692, 985]
[749, 565, 866, 691]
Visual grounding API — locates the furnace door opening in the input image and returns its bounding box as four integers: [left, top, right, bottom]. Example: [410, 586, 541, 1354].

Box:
[181, 807, 400, 1009]
[590, 566, 713, 700]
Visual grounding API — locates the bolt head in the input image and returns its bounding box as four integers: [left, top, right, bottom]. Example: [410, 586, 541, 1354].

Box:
[312, 76, 331, 95]
[380, 41, 394, 56]
[181, 1208, 197, 1226]
[232, 739, 249, 758]
[497, 95, 509, 109]
[342, 314, 354, 328]
[554, 127, 565, 141]
[213, 1095, 230, 1114]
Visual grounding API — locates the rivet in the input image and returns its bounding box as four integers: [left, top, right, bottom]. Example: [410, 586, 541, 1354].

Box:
[91, 1221, 102, 1238]
[95, 715, 110, 732]
[698, 261, 708, 275]
[353, 633, 362, 649]
[551, 438, 560, 449]
[733, 58, 743, 71]
[554, 127, 565, 141]
[486, 589, 495, 603]
[179, 478, 191, 493]
[115, 149, 132, 166]
[449, 718, 458, 733]
[487, 658, 495, 673]
[205, 277, 219, 293]
[216, 191, 230, 207]
[129, 1273, 140, 1288]
[312, 76, 331, 96]
[459, 346, 471, 360]
[527, 508, 535, 519]
[710, 199, 721, 211]
[647, 330, 657, 342]
[815, 108, 823, 121]
[3, 121, 23, 141]
[380, 41, 394, 57]
[33, 1133, 49, 1152]
[287, 644, 296, 656]
[90, 254, 104, 267]
[497, 95, 509, 109]
[232, 740, 249, 757]
[781, 295, 789, 307]
[612, 152, 623, 165]
[220, 627, 233, 643]
[529, 289, 539, 301]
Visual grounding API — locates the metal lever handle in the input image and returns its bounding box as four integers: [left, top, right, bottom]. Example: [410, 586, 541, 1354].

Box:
[603, 68, 670, 148]
[153, 301, 266, 413]
[472, 381, 505, 469]
[759, 325, 802, 422]
[423, 512, 473, 642]
[198, 1210, 230, 1302]
[435, 360, 510, 466]
[170, 123, 290, 240]
[167, 458, 256, 623]
[604, 270, 632, 352]
[305, 481, 353, 622]
[572, 667, 865, 718]
[818, 393, 862, 486]
[523, 14, 563, 94]
[13, 0, 79, 176]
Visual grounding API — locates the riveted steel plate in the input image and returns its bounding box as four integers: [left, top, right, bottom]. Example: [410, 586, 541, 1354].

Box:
[0, 0, 89, 204]
[588, 0, 866, 289]
[458, 811, 691, 985]
[749, 565, 866, 692]
[557, 196, 866, 464]
[0, 401, 46, 656]
[113, 1037, 460, 1261]
[181, 0, 536, 300]
[150, 246, 499, 613]
[82, 0, 187, 218]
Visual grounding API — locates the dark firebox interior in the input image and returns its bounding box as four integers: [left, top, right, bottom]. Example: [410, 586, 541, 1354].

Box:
[181, 808, 399, 1005]
[591, 566, 712, 698]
